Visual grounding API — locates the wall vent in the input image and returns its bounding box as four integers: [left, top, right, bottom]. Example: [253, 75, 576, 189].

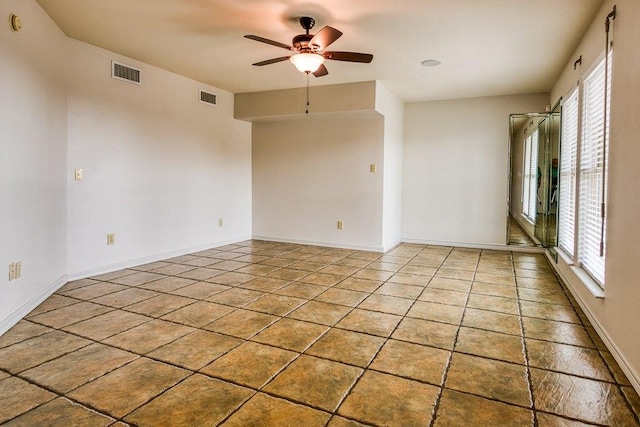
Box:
[200, 90, 217, 106]
[112, 61, 141, 84]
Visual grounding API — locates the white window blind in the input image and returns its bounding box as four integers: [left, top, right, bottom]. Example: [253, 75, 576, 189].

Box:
[558, 87, 579, 257]
[528, 129, 539, 222]
[578, 53, 611, 286]
[522, 134, 532, 218]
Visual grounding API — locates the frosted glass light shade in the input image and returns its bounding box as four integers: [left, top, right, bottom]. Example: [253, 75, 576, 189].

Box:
[290, 53, 324, 73]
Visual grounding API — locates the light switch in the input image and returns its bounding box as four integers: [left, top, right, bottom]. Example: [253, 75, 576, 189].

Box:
[370, 164, 376, 173]
[75, 169, 84, 181]
[337, 221, 344, 230]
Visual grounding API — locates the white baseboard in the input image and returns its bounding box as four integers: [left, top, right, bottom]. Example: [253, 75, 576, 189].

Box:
[0, 275, 68, 336]
[251, 235, 384, 253]
[401, 238, 545, 253]
[546, 251, 640, 393]
[68, 235, 252, 281]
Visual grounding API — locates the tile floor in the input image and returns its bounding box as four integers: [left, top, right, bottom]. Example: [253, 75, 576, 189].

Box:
[507, 217, 537, 247]
[1, 240, 639, 426]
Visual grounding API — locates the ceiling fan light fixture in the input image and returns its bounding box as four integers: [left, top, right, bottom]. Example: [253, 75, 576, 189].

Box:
[290, 53, 325, 73]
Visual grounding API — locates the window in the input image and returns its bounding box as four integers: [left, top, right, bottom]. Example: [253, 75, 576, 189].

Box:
[522, 128, 539, 223]
[557, 51, 612, 288]
[558, 88, 579, 256]
[578, 53, 611, 285]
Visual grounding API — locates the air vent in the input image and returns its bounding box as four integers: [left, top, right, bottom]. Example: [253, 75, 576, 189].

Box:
[200, 90, 217, 106]
[112, 61, 141, 84]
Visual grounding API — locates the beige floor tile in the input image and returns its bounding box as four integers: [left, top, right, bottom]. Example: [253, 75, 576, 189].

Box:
[68, 358, 189, 418]
[428, 277, 473, 292]
[90, 287, 159, 308]
[181, 257, 221, 267]
[326, 415, 370, 427]
[125, 294, 197, 317]
[168, 281, 229, 299]
[351, 268, 394, 281]
[335, 309, 402, 337]
[315, 288, 369, 307]
[148, 330, 242, 370]
[63, 310, 151, 340]
[267, 268, 310, 281]
[439, 261, 475, 271]
[334, 258, 373, 268]
[4, 397, 115, 426]
[103, 319, 194, 354]
[176, 267, 227, 281]
[455, 327, 525, 364]
[335, 277, 382, 293]
[471, 282, 518, 298]
[392, 317, 458, 350]
[0, 377, 56, 423]
[600, 351, 633, 386]
[208, 271, 256, 286]
[264, 355, 362, 412]
[466, 294, 519, 315]
[375, 282, 423, 299]
[407, 301, 464, 325]
[522, 317, 594, 348]
[622, 386, 640, 419]
[26, 295, 79, 317]
[474, 272, 516, 286]
[370, 339, 449, 385]
[462, 308, 522, 336]
[306, 329, 385, 367]
[125, 374, 252, 426]
[109, 271, 165, 286]
[338, 370, 439, 426]
[90, 269, 138, 281]
[244, 294, 306, 316]
[0, 320, 52, 349]
[526, 339, 613, 381]
[288, 261, 329, 272]
[320, 265, 360, 276]
[435, 268, 475, 281]
[136, 276, 195, 293]
[235, 263, 280, 276]
[161, 301, 235, 327]
[287, 301, 351, 326]
[0, 331, 91, 374]
[387, 272, 430, 287]
[274, 282, 328, 299]
[434, 390, 533, 427]
[418, 288, 468, 306]
[240, 276, 290, 292]
[530, 368, 636, 425]
[259, 258, 295, 268]
[519, 300, 581, 324]
[445, 353, 531, 406]
[56, 278, 101, 292]
[21, 343, 137, 393]
[398, 265, 437, 276]
[27, 302, 113, 328]
[358, 294, 414, 316]
[206, 287, 266, 307]
[222, 393, 331, 427]
[202, 341, 297, 388]
[252, 318, 329, 352]
[536, 413, 594, 426]
[212, 260, 251, 271]
[300, 272, 345, 287]
[203, 309, 278, 339]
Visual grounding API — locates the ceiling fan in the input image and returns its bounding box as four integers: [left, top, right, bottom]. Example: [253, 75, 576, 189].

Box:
[245, 16, 373, 77]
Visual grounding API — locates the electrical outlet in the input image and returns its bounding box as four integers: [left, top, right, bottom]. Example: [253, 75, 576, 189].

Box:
[75, 169, 84, 181]
[107, 233, 115, 245]
[218, 218, 223, 227]
[337, 220, 344, 230]
[9, 263, 16, 281]
[370, 164, 376, 173]
[15, 262, 21, 279]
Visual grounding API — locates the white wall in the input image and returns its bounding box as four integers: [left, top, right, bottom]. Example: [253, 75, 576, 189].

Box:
[376, 82, 404, 251]
[66, 39, 252, 278]
[402, 94, 549, 246]
[550, 0, 640, 389]
[0, 0, 68, 333]
[252, 114, 385, 250]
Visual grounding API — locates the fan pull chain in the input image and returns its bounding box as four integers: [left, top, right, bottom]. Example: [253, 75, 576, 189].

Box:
[305, 72, 310, 114]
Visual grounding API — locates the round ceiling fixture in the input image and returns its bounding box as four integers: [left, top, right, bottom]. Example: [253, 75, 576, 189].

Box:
[421, 59, 441, 67]
[9, 14, 22, 32]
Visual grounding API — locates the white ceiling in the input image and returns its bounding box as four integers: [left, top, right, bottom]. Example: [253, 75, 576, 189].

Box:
[35, 0, 602, 102]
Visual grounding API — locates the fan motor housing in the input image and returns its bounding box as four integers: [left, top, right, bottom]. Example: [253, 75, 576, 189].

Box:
[292, 34, 314, 51]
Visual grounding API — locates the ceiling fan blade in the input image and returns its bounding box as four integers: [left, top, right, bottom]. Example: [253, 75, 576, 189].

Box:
[244, 35, 293, 50]
[309, 26, 343, 50]
[313, 64, 329, 77]
[324, 51, 373, 63]
[252, 56, 291, 66]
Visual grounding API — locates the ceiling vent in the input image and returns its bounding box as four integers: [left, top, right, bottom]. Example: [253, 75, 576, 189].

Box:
[112, 61, 141, 85]
[200, 90, 217, 106]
